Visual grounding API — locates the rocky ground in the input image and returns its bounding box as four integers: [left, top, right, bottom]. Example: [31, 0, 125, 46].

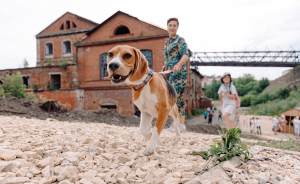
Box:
[0, 97, 219, 135]
[1, 115, 300, 184]
[0, 97, 140, 126]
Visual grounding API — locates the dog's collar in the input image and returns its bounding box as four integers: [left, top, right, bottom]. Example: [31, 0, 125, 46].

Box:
[131, 70, 154, 91]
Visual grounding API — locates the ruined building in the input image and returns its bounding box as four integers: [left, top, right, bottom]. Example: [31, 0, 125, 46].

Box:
[0, 11, 203, 116]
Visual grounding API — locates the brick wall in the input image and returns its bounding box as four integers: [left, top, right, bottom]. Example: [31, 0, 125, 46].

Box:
[77, 38, 166, 85]
[37, 89, 84, 110]
[84, 88, 134, 116]
[0, 65, 78, 91]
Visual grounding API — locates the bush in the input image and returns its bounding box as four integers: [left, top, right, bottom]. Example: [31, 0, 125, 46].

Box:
[257, 78, 269, 93]
[2, 73, 25, 98]
[242, 87, 292, 108]
[275, 88, 290, 99]
[25, 92, 37, 102]
[204, 80, 221, 100]
[251, 92, 272, 105]
[241, 95, 254, 107]
[250, 89, 300, 115]
[191, 108, 205, 116]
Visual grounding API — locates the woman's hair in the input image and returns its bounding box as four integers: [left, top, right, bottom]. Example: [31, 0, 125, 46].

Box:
[221, 74, 232, 84]
[167, 18, 179, 26]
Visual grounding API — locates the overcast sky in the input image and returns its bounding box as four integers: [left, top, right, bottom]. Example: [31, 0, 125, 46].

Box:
[0, 0, 299, 79]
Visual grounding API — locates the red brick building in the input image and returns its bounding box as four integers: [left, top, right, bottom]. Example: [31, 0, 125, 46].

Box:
[0, 11, 203, 116]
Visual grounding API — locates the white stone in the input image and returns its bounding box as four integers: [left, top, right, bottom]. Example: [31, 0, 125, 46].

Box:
[187, 166, 231, 184]
[42, 166, 53, 178]
[101, 153, 114, 160]
[57, 166, 79, 182]
[39, 177, 56, 184]
[222, 156, 242, 172]
[62, 152, 81, 165]
[58, 179, 73, 184]
[0, 177, 30, 184]
[135, 168, 146, 178]
[38, 157, 55, 168]
[0, 149, 20, 161]
[117, 155, 131, 164]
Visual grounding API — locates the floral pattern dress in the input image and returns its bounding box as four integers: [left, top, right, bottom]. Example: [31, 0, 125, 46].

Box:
[164, 35, 190, 116]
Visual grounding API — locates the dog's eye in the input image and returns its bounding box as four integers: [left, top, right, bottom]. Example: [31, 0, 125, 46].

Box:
[108, 52, 113, 58]
[123, 53, 132, 60]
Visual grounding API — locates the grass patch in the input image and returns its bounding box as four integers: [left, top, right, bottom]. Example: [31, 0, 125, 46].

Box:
[253, 139, 300, 152]
[191, 108, 205, 116]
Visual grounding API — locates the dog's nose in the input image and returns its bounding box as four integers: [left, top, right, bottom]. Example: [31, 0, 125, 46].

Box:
[108, 63, 119, 71]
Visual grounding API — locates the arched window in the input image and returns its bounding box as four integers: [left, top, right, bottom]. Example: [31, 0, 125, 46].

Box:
[60, 24, 64, 30]
[114, 25, 130, 35]
[63, 41, 72, 55]
[100, 53, 108, 79]
[45, 43, 53, 56]
[141, 49, 153, 69]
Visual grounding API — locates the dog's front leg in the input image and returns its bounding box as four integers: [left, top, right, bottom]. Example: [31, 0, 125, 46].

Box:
[139, 112, 153, 141]
[144, 108, 168, 156]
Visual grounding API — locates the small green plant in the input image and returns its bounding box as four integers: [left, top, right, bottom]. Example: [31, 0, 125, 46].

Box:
[196, 128, 250, 162]
[46, 58, 52, 66]
[25, 92, 37, 102]
[59, 59, 68, 69]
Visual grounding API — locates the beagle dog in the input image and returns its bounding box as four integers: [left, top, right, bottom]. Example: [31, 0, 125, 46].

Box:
[107, 45, 184, 155]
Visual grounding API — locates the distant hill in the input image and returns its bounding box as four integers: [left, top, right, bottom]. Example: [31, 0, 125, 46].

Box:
[264, 65, 300, 92]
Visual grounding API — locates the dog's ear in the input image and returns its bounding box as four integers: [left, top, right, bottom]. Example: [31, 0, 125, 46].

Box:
[129, 48, 148, 81]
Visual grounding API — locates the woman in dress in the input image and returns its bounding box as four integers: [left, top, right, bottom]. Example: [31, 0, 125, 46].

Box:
[163, 17, 191, 122]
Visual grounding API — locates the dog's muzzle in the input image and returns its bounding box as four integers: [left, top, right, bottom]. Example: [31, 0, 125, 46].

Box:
[111, 73, 131, 83]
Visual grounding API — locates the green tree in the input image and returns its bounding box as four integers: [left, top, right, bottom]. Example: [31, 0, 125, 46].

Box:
[234, 74, 257, 96]
[256, 78, 269, 93]
[204, 80, 221, 100]
[240, 94, 254, 107]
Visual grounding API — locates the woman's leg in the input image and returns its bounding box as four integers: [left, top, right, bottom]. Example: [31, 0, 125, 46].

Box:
[223, 112, 236, 128]
[168, 73, 187, 122]
[177, 92, 186, 118]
